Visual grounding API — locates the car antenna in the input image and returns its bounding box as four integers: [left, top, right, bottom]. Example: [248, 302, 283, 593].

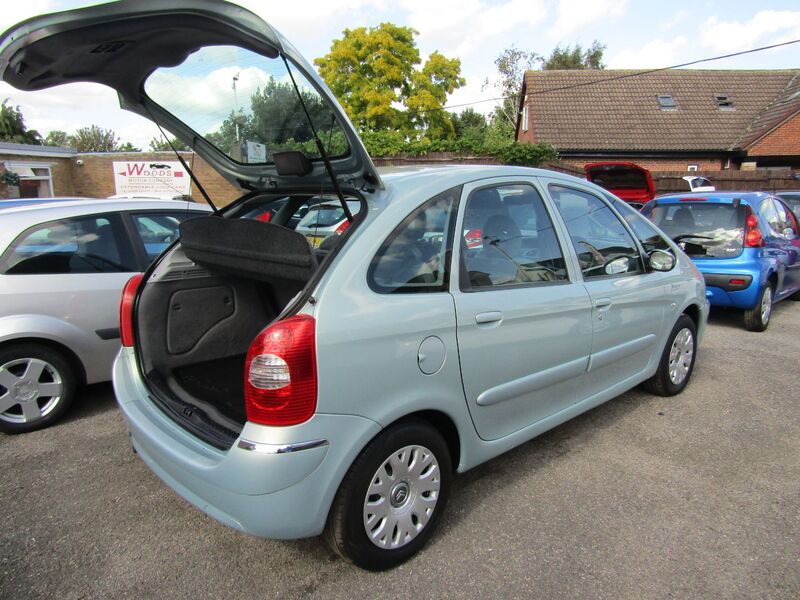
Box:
[282, 54, 353, 223]
[146, 105, 219, 214]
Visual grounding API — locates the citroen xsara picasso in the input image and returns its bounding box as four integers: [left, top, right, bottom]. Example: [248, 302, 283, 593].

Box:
[0, 0, 708, 570]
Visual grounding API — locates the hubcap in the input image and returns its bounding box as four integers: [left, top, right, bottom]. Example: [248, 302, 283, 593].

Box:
[363, 444, 441, 549]
[668, 328, 694, 386]
[761, 287, 772, 323]
[0, 358, 63, 424]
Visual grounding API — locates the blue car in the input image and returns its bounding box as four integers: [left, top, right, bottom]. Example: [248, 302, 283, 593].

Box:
[642, 192, 800, 331]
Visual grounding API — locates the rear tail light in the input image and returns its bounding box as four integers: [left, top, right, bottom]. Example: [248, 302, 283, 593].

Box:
[465, 228, 483, 249]
[334, 219, 351, 235]
[729, 278, 747, 286]
[119, 274, 144, 347]
[744, 206, 764, 248]
[255, 211, 272, 222]
[244, 315, 317, 426]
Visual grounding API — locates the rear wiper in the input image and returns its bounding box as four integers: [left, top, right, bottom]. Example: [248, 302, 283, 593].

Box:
[672, 234, 713, 243]
[283, 55, 353, 223]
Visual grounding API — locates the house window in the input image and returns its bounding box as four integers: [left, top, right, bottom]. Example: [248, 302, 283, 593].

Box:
[687, 164, 699, 172]
[521, 102, 529, 132]
[715, 94, 734, 110]
[4, 162, 54, 198]
[657, 94, 676, 110]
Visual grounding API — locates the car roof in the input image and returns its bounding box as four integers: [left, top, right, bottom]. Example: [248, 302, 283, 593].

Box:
[0, 198, 212, 249]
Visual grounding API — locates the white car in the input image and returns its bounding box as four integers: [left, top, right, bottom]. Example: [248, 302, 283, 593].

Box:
[0, 198, 210, 433]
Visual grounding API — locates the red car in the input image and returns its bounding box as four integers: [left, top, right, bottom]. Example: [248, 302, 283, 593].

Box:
[584, 162, 655, 209]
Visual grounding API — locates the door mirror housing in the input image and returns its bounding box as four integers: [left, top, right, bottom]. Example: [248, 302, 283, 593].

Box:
[649, 249, 676, 272]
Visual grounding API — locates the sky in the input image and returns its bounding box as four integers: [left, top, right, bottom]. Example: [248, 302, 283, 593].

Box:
[0, 0, 798, 149]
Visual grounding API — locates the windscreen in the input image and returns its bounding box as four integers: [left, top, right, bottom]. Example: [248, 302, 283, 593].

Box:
[651, 203, 745, 258]
[144, 45, 349, 164]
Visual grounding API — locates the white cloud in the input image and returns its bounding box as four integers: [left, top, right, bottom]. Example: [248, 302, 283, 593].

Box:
[661, 10, 689, 32]
[551, 0, 628, 40]
[701, 11, 800, 53]
[0, 1, 57, 34]
[607, 37, 688, 69]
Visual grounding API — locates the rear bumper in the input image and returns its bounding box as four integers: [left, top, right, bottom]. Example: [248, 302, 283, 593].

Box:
[113, 347, 381, 539]
[702, 273, 760, 309]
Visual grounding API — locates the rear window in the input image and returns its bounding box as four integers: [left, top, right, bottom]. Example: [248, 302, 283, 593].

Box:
[651, 203, 745, 258]
[588, 168, 648, 190]
[297, 204, 359, 228]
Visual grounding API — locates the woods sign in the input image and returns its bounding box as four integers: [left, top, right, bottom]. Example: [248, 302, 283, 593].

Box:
[113, 161, 191, 197]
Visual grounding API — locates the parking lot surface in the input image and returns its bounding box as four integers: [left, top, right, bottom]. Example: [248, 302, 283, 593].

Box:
[1, 304, 798, 599]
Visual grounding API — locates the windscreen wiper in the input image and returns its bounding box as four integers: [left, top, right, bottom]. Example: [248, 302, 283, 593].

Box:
[282, 54, 353, 222]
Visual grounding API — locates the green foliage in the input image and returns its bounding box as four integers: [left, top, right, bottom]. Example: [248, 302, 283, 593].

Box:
[44, 130, 69, 147]
[359, 128, 557, 165]
[542, 41, 606, 70]
[117, 141, 141, 152]
[2, 170, 20, 186]
[0, 100, 42, 145]
[314, 23, 464, 138]
[67, 125, 120, 152]
[486, 46, 541, 130]
[149, 137, 189, 151]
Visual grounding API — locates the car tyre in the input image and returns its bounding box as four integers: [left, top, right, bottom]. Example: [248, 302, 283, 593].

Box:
[0, 343, 76, 434]
[743, 284, 773, 332]
[642, 314, 697, 397]
[324, 418, 452, 571]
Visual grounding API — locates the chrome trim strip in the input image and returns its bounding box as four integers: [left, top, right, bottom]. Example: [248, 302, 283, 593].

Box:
[237, 438, 329, 454]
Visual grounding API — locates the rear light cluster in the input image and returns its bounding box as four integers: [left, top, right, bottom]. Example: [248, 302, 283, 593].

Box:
[464, 228, 483, 249]
[244, 315, 317, 426]
[744, 206, 764, 248]
[119, 274, 144, 347]
[334, 219, 351, 235]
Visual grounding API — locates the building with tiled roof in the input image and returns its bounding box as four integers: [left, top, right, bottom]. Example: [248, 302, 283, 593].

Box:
[516, 69, 800, 172]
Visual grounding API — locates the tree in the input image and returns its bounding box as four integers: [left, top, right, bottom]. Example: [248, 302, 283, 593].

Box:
[117, 141, 141, 152]
[314, 23, 464, 138]
[484, 46, 541, 129]
[149, 136, 189, 151]
[67, 125, 120, 152]
[44, 130, 69, 147]
[542, 41, 606, 70]
[0, 99, 42, 145]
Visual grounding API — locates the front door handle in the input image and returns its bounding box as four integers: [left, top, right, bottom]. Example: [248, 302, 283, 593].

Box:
[595, 297, 612, 309]
[475, 311, 503, 325]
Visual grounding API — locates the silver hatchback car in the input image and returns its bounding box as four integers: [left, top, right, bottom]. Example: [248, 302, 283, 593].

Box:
[1, 1, 708, 570]
[0, 199, 210, 432]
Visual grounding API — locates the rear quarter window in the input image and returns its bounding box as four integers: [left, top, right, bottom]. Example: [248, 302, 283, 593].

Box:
[368, 186, 461, 294]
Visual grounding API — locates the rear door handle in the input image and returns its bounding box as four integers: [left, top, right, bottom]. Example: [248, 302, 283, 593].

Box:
[595, 297, 612, 308]
[475, 311, 503, 325]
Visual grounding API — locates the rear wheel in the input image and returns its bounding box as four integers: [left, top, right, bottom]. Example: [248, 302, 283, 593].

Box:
[0, 343, 76, 434]
[643, 314, 697, 396]
[743, 284, 773, 332]
[324, 419, 451, 571]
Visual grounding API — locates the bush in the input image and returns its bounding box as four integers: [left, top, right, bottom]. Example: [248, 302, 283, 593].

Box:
[358, 130, 558, 165]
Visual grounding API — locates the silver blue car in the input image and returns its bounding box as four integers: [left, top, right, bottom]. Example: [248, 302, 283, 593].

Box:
[0, 1, 709, 570]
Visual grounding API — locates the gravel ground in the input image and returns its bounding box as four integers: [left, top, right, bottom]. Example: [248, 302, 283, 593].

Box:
[1, 303, 798, 599]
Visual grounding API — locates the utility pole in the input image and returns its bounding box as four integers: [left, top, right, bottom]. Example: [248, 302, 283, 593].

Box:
[232, 72, 240, 141]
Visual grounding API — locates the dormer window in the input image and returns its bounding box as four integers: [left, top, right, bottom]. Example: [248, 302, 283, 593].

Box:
[657, 94, 676, 110]
[715, 94, 734, 110]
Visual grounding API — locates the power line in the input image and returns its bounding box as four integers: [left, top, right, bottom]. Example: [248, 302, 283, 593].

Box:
[442, 38, 800, 112]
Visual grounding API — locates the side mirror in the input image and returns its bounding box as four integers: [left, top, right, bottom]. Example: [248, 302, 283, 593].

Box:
[649, 249, 676, 272]
[782, 227, 795, 240]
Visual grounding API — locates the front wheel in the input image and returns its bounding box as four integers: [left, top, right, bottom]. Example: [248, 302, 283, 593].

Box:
[0, 343, 76, 434]
[324, 419, 452, 571]
[643, 314, 697, 396]
[743, 284, 773, 332]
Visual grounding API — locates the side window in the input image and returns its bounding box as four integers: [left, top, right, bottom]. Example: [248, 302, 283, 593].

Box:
[613, 199, 672, 252]
[772, 199, 797, 236]
[368, 186, 461, 293]
[2, 215, 134, 275]
[549, 185, 644, 279]
[759, 198, 781, 233]
[131, 211, 204, 261]
[461, 184, 568, 289]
